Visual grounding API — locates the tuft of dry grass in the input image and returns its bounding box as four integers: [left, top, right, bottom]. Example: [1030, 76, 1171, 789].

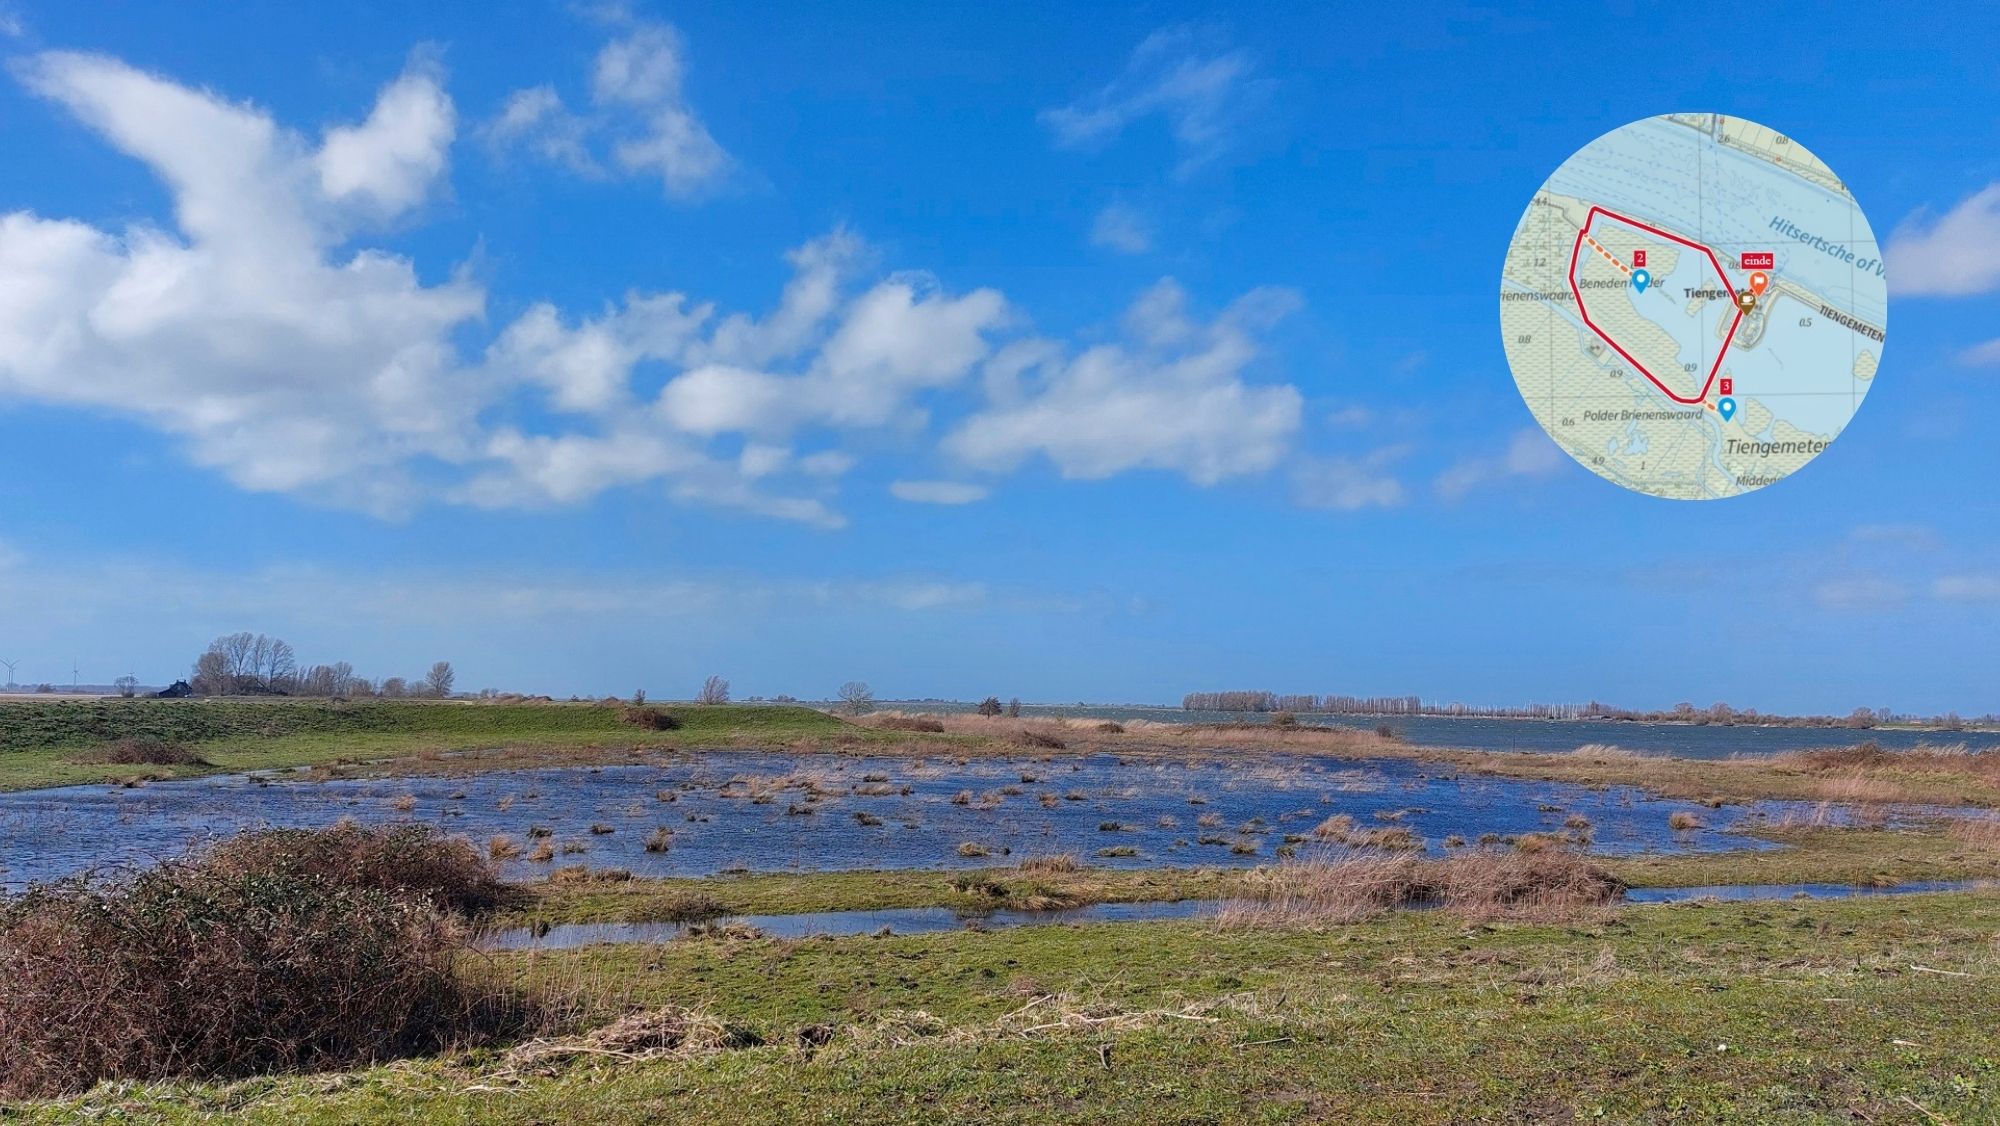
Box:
[643, 827, 674, 853]
[1667, 811, 1702, 831]
[1017, 853, 1080, 874]
[488, 835, 522, 861]
[1219, 849, 1624, 929]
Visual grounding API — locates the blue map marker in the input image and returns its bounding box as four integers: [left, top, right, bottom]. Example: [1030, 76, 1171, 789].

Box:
[1631, 268, 1650, 293]
[1717, 397, 1737, 421]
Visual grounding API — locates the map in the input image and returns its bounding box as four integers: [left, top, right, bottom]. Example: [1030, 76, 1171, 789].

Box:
[1499, 113, 1887, 499]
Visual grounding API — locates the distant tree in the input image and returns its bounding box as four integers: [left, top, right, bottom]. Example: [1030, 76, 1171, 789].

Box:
[114, 675, 138, 698]
[633, 688, 647, 706]
[698, 676, 730, 705]
[423, 661, 456, 699]
[1007, 697, 1021, 718]
[191, 650, 231, 696]
[34, 683, 53, 694]
[976, 696, 1002, 717]
[837, 681, 874, 716]
[381, 677, 408, 699]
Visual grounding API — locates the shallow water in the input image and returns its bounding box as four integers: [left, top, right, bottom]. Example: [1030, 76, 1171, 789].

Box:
[905, 705, 2000, 758]
[484, 879, 1994, 951]
[0, 750, 1860, 889]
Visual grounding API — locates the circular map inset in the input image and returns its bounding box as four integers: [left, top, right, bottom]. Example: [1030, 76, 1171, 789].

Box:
[1499, 113, 1886, 499]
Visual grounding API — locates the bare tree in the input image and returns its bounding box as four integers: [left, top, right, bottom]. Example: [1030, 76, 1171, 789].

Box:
[1006, 697, 1021, 718]
[977, 696, 1002, 717]
[633, 688, 647, 706]
[381, 677, 409, 699]
[423, 661, 456, 699]
[698, 676, 730, 705]
[191, 650, 231, 696]
[837, 681, 874, 716]
[114, 675, 138, 698]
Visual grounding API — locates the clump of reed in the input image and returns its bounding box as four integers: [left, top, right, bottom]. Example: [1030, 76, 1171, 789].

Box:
[1667, 810, 1703, 831]
[1219, 849, 1625, 929]
[1017, 853, 1081, 874]
[643, 827, 674, 853]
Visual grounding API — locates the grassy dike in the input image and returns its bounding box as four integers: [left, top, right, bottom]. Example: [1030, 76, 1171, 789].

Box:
[17, 891, 2000, 1123]
[0, 699, 865, 791]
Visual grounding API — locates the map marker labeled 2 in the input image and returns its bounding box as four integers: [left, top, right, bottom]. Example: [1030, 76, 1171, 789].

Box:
[1631, 268, 1651, 293]
[1717, 397, 1737, 421]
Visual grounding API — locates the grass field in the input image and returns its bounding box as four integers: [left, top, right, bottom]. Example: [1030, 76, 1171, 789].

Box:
[0, 699, 855, 791]
[15, 891, 2000, 1123]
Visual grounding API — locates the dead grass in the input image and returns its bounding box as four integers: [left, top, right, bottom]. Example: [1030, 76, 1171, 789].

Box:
[1219, 849, 1624, 929]
[65, 737, 209, 767]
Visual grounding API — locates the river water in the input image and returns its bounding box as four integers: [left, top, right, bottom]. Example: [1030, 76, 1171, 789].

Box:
[892, 704, 1996, 759]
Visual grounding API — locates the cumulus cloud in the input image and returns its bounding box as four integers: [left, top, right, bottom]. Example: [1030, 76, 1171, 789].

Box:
[484, 15, 731, 198]
[889, 480, 989, 505]
[1933, 574, 2000, 603]
[0, 51, 479, 513]
[943, 279, 1302, 485]
[2, 47, 1322, 529]
[1090, 202, 1151, 254]
[1040, 26, 1265, 173]
[1886, 184, 2000, 297]
[1434, 429, 1567, 500]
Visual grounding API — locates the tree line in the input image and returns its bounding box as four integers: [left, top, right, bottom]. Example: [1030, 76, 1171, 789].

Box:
[1181, 689, 1985, 728]
[187, 632, 454, 699]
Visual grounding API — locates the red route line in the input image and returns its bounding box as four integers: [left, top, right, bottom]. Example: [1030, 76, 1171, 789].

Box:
[1565, 206, 1743, 406]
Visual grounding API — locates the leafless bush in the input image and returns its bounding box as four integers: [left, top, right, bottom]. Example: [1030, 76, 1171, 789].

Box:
[0, 826, 535, 1099]
[621, 706, 683, 731]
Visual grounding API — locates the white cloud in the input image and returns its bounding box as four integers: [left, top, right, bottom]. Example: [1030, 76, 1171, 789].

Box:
[943, 279, 1302, 485]
[315, 56, 456, 219]
[3, 47, 1322, 530]
[889, 480, 989, 505]
[1040, 26, 1264, 173]
[1292, 449, 1406, 511]
[1886, 184, 2000, 297]
[1957, 338, 2000, 366]
[1, 52, 482, 514]
[1435, 429, 1566, 500]
[1325, 405, 1375, 428]
[1090, 203, 1151, 254]
[0, 6, 23, 37]
[486, 16, 731, 198]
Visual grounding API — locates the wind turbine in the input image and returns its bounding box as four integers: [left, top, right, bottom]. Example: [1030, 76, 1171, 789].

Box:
[0, 658, 15, 688]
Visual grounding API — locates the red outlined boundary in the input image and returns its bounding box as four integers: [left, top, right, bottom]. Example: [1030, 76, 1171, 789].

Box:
[1566, 206, 1742, 405]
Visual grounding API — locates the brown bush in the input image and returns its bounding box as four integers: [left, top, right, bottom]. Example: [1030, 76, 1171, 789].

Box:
[875, 715, 946, 733]
[621, 706, 683, 731]
[1010, 728, 1067, 750]
[66, 737, 208, 767]
[0, 825, 537, 1099]
[199, 823, 518, 918]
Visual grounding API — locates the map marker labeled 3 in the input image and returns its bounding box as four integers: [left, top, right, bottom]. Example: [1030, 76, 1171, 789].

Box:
[1717, 397, 1737, 422]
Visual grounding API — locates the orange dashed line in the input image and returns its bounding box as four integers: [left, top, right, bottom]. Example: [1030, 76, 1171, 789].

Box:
[1583, 235, 1632, 274]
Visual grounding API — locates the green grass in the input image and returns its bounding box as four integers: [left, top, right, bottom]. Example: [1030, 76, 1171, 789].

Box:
[17, 892, 2000, 1122]
[0, 699, 854, 791]
[505, 824, 2000, 926]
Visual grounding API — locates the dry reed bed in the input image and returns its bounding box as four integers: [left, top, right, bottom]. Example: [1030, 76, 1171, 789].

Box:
[1219, 850, 1626, 928]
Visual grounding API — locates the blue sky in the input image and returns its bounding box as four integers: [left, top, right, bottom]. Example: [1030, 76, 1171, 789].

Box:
[1, 2, 1997, 713]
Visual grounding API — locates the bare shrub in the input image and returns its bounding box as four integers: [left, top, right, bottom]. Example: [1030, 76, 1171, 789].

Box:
[0, 826, 532, 1099]
[201, 824, 515, 917]
[1010, 728, 1067, 750]
[875, 715, 946, 733]
[622, 706, 683, 731]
